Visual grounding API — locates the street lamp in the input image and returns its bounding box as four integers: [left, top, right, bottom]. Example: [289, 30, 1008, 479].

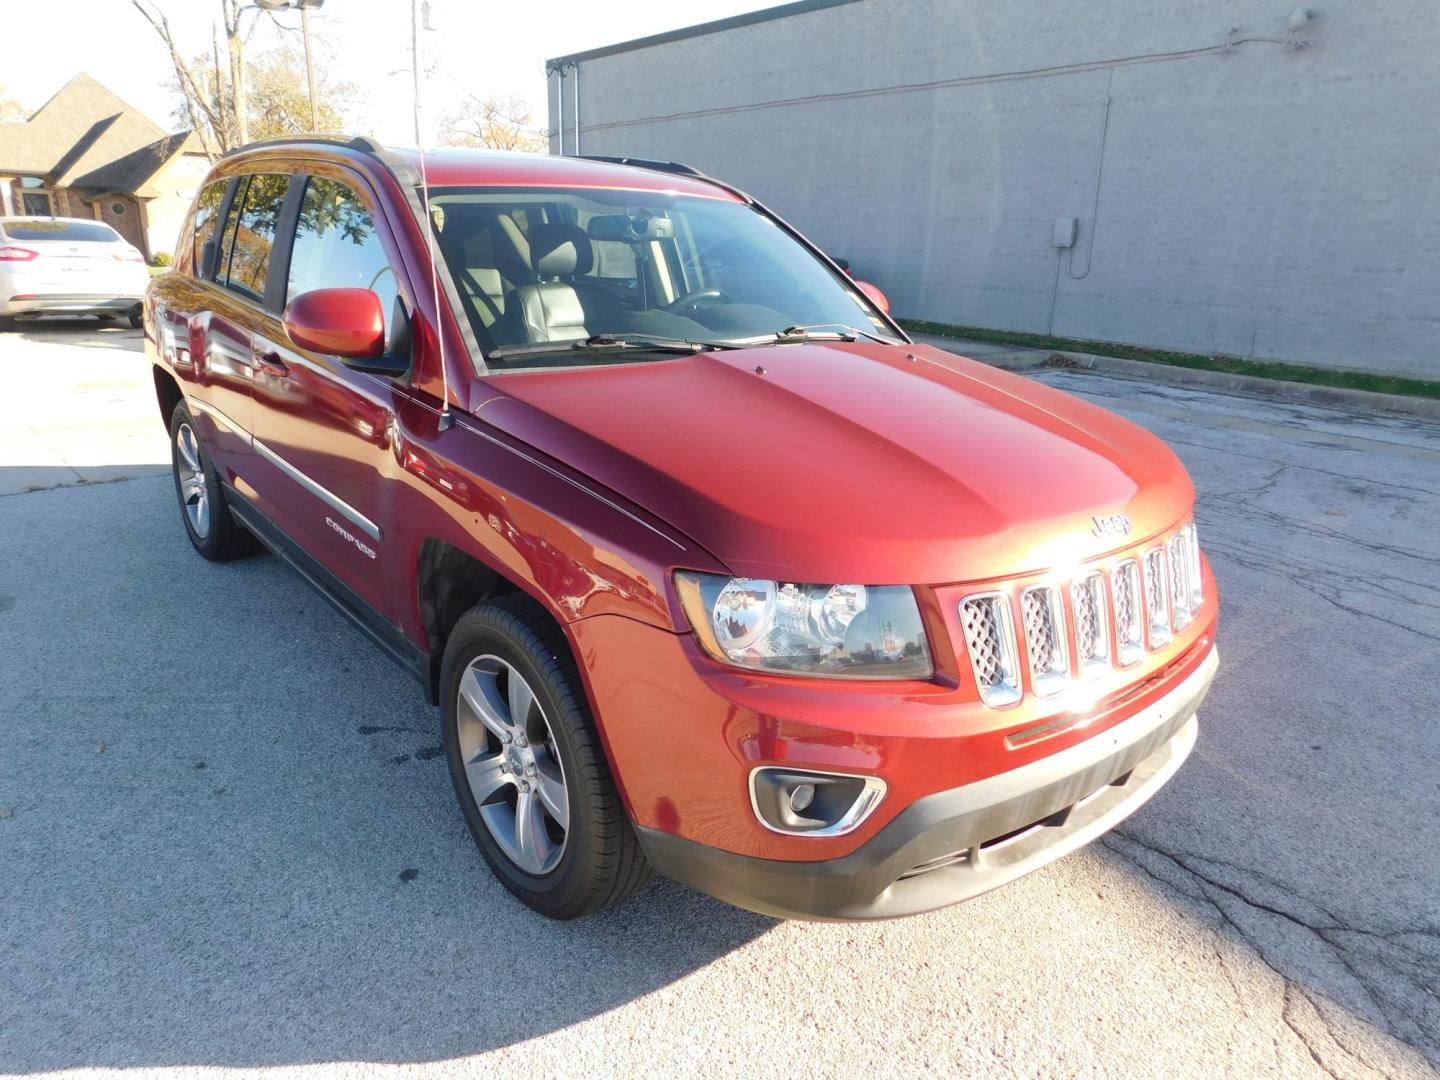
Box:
[255, 0, 326, 131]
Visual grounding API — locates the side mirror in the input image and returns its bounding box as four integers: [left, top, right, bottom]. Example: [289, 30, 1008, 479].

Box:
[284, 287, 386, 359]
[855, 280, 890, 315]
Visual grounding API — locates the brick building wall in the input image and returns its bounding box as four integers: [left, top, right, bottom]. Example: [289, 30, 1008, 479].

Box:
[551, 0, 1440, 379]
[93, 195, 146, 254]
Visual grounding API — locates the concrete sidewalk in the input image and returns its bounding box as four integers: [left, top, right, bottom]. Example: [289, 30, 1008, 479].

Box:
[0, 320, 168, 496]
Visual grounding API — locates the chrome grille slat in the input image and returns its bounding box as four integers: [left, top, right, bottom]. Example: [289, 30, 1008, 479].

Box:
[1143, 547, 1172, 649]
[1072, 571, 1110, 678]
[1169, 531, 1193, 630]
[1020, 585, 1069, 696]
[959, 593, 1021, 707]
[1184, 522, 1203, 609]
[1112, 559, 1144, 667]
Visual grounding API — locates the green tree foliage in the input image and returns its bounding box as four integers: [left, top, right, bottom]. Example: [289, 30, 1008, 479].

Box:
[177, 46, 354, 153]
[246, 48, 353, 139]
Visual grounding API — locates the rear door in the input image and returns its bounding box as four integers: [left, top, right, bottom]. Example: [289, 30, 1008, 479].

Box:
[247, 168, 409, 616]
[184, 173, 294, 481]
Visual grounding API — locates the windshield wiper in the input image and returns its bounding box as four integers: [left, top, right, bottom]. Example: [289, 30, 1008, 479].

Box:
[729, 323, 898, 347]
[487, 333, 739, 363]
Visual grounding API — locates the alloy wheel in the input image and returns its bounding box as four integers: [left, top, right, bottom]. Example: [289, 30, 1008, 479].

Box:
[175, 422, 210, 539]
[456, 654, 569, 875]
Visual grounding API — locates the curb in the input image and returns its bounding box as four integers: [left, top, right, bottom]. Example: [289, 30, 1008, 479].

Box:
[1046, 350, 1440, 422]
[909, 334, 1440, 422]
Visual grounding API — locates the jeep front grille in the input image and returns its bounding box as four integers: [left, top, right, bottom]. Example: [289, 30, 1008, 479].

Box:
[1020, 585, 1069, 696]
[956, 521, 1201, 707]
[1071, 571, 1110, 678]
[959, 593, 1021, 707]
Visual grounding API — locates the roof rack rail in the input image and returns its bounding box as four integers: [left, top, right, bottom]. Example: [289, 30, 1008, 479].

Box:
[573, 154, 757, 206]
[219, 134, 386, 160]
[575, 155, 702, 178]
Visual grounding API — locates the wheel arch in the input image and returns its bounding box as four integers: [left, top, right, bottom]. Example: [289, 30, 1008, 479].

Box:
[153, 365, 183, 429]
[416, 538, 576, 702]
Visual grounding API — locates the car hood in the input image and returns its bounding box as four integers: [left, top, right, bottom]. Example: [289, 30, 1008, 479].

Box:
[474, 342, 1194, 584]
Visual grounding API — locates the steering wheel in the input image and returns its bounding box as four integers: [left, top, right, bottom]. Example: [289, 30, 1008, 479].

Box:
[664, 288, 729, 317]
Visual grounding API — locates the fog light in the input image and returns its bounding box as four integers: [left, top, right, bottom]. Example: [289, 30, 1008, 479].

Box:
[789, 783, 816, 813]
[749, 767, 886, 837]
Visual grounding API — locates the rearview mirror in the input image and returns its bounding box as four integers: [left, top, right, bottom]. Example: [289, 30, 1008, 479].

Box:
[284, 287, 385, 359]
[854, 280, 890, 315]
[586, 212, 674, 241]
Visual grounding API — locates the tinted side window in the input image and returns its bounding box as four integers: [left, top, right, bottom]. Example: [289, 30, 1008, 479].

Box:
[213, 176, 247, 283]
[222, 173, 290, 302]
[191, 180, 229, 277]
[286, 176, 397, 339]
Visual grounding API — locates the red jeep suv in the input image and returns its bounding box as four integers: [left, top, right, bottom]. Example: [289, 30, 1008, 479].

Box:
[145, 137, 1218, 920]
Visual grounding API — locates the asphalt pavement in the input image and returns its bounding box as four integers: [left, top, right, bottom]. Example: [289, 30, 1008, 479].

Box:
[2, 319, 1438, 1079]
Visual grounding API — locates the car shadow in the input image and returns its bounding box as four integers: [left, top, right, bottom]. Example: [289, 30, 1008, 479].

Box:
[0, 473, 775, 1071]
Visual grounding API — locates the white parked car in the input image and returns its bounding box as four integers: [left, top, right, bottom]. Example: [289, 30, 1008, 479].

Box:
[0, 217, 152, 330]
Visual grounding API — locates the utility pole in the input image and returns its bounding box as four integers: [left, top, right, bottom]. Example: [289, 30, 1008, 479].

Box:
[301, 3, 318, 129]
[255, 0, 325, 132]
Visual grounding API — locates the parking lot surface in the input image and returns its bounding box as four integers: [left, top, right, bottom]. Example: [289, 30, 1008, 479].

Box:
[2, 321, 1438, 1079]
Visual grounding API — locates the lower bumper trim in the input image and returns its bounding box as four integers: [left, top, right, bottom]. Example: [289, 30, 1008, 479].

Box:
[4, 295, 142, 315]
[639, 646, 1216, 921]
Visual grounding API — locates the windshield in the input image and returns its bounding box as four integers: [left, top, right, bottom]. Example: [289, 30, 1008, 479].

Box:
[428, 186, 898, 368]
[2, 219, 121, 243]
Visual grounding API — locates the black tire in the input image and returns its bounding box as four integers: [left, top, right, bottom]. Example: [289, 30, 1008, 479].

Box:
[168, 402, 255, 561]
[441, 594, 651, 918]
[0, 316, 15, 333]
[127, 311, 143, 329]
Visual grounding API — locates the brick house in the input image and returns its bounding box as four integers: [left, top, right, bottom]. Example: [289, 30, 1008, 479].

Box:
[0, 73, 210, 261]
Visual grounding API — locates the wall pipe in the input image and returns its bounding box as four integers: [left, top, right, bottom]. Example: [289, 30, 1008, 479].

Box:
[547, 61, 566, 154]
[572, 61, 581, 153]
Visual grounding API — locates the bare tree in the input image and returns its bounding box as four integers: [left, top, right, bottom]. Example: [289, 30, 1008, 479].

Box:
[132, 0, 315, 157]
[130, 0, 229, 157]
[440, 94, 547, 153]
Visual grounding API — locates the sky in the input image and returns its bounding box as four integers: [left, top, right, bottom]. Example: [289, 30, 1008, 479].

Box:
[6, 0, 777, 143]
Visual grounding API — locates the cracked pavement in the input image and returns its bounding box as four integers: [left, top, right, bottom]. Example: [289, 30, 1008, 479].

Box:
[1, 323, 1437, 1078]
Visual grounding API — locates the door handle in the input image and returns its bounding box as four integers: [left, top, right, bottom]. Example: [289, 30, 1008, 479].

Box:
[254, 349, 290, 377]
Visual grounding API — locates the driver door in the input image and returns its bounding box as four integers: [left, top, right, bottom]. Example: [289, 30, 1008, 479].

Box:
[247, 169, 407, 616]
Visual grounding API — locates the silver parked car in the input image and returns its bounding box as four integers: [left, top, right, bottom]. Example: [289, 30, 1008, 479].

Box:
[0, 217, 152, 330]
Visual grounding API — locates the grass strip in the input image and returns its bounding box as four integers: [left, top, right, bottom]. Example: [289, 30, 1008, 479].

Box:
[897, 319, 1440, 401]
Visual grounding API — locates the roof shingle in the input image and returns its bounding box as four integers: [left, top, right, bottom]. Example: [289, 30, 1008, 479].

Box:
[0, 72, 182, 193]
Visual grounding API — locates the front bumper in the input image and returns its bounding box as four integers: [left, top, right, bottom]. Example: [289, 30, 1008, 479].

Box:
[638, 646, 1216, 920]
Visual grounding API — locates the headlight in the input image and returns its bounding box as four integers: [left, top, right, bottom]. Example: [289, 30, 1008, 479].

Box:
[674, 572, 933, 680]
